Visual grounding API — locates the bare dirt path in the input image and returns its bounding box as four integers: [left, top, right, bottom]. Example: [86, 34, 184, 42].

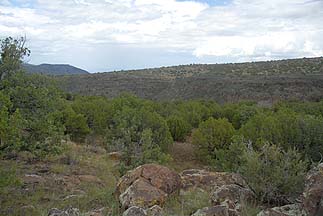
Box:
[168, 141, 204, 172]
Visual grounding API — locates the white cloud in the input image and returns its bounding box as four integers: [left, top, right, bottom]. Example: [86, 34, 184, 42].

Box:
[0, 0, 322, 71]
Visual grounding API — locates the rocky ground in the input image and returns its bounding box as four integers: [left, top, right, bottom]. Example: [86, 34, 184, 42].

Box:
[0, 142, 120, 216]
[0, 141, 205, 216]
[117, 163, 323, 216]
[1, 141, 323, 216]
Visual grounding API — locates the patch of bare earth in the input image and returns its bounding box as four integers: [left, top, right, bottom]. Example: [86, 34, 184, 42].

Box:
[168, 141, 204, 172]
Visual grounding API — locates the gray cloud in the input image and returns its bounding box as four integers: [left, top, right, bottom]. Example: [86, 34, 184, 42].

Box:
[0, 0, 322, 72]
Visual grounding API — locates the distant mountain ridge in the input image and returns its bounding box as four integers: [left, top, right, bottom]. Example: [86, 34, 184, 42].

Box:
[23, 63, 89, 75]
[58, 57, 323, 104]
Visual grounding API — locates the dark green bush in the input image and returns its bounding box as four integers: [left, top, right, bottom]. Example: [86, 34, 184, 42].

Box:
[239, 108, 323, 161]
[62, 106, 90, 142]
[214, 135, 248, 172]
[167, 116, 190, 141]
[192, 117, 235, 163]
[240, 144, 307, 205]
[215, 137, 307, 205]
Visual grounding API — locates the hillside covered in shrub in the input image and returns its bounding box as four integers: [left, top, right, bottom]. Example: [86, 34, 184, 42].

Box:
[59, 57, 323, 103]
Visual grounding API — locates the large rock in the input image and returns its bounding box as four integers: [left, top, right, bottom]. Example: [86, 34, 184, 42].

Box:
[117, 164, 181, 209]
[257, 204, 306, 216]
[180, 169, 248, 191]
[191, 206, 230, 216]
[117, 164, 181, 195]
[211, 184, 255, 213]
[122, 206, 147, 216]
[48, 207, 80, 216]
[120, 179, 167, 209]
[122, 205, 164, 216]
[181, 170, 252, 216]
[302, 163, 323, 216]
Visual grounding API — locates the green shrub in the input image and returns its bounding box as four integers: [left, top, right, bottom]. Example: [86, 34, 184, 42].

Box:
[62, 106, 90, 142]
[0, 97, 24, 153]
[71, 96, 112, 134]
[297, 114, 323, 162]
[192, 117, 235, 163]
[240, 109, 323, 161]
[0, 72, 66, 156]
[118, 129, 172, 175]
[232, 104, 260, 128]
[105, 96, 173, 173]
[0, 164, 21, 193]
[215, 137, 307, 205]
[241, 143, 307, 205]
[167, 116, 190, 141]
[140, 129, 172, 164]
[214, 135, 248, 172]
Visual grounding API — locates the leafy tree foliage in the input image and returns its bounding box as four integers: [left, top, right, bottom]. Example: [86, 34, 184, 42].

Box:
[0, 91, 23, 152]
[0, 37, 64, 156]
[0, 37, 30, 81]
[2, 73, 65, 155]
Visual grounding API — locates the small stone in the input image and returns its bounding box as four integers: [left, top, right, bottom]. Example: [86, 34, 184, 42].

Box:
[48, 207, 80, 216]
[108, 152, 122, 160]
[85, 207, 107, 216]
[146, 205, 163, 216]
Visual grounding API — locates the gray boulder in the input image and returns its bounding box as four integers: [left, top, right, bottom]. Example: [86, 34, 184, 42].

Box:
[48, 207, 80, 216]
[123, 206, 147, 216]
[191, 206, 230, 216]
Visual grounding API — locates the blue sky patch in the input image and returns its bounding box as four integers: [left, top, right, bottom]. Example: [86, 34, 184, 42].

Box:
[7, 0, 36, 8]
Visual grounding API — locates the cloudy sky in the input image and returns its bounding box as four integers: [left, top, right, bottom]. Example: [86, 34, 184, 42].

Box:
[0, 0, 322, 72]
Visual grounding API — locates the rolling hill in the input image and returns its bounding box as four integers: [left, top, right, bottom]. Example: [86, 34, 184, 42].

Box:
[23, 63, 89, 75]
[58, 57, 323, 104]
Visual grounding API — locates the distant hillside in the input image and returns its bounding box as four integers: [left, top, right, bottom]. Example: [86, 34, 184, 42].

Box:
[58, 57, 323, 104]
[23, 63, 89, 75]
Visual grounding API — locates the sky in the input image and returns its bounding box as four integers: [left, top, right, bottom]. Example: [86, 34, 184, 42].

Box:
[0, 0, 322, 72]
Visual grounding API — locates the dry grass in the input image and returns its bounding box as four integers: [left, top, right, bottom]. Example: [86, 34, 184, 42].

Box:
[167, 141, 204, 172]
[163, 188, 210, 216]
[0, 142, 121, 216]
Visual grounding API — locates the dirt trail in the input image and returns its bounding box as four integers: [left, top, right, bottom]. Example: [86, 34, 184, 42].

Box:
[168, 141, 204, 172]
